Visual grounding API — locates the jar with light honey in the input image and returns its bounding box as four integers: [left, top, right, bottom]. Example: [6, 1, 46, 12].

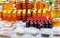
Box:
[53, 18, 60, 27]
[45, 1, 50, 11]
[42, 9, 46, 17]
[27, 9, 31, 17]
[46, 9, 51, 18]
[32, 9, 37, 18]
[37, 9, 42, 17]
[51, 8, 59, 18]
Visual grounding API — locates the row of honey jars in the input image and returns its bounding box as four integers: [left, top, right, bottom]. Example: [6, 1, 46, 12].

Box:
[16, 0, 50, 10]
[2, 0, 50, 10]
[35, 0, 50, 11]
[0, 10, 26, 23]
[0, 9, 51, 22]
[16, 0, 34, 10]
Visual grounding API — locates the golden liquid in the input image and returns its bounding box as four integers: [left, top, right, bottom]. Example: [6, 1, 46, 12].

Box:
[42, 9, 46, 17]
[51, 9, 59, 18]
[45, 1, 50, 11]
[10, 2, 14, 10]
[2, 10, 7, 20]
[53, 18, 60, 27]
[2, 2, 14, 10]
[22, 9, 26, 22]
[27, 9, 31, 17]
[17, 10, 22, 20]
[12, 11, 17, 23]
[2, 3, 6, 10]
[16, 2, 21, 10]
[40, 2, 45, 10]
[27, 2, 33, 9]
[32, 10, 37, 17]
[46, 11, 51, 18]
[36, 1, 40, 9]
[22, 2, 26, 9]
[37, 9, 41, 17]
[7, 10, 12, 22]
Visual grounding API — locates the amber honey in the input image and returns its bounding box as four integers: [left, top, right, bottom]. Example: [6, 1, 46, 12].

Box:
[40, 2, 45, 10]
[27, 2, 33, 9]
[2, 10, 7, 20]
[45, 1, 50, 11]
[17, 10, 22, 20]
[0, 10, 2, 19]
[32, 9, 37, 17]
[53, 18, 60, 27]
[22, 1, 26, 9]
[22, 9, 26, 22]
[37, 9, 41, 17]
[12, 10, 17, 23]
[2, 2, 6, 10]
[27, 9, 31, 17]
[2, 2, 14, 10]
[9, 2, 14, 10]
[46, 10, 51, 18]
[51, 9, 59, 18]
[42, 9, 46, 17]
[36, 1, 40, 9]
[16, 2, 21, 10]
[7, 10, 12, 22]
